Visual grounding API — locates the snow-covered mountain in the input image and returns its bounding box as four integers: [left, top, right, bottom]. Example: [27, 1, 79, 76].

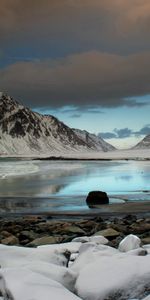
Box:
[72, 129, 115, 152]
[0, 93, 115, 155]
[133, 134, 150, 149]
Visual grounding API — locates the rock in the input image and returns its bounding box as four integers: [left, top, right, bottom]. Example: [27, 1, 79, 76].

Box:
[141, 237, 150, 245]
[72, 235, 108, 244]
[72, 236, 90, 243]
[137, 249, 148, 256]
[54, 224, 86, 235]
[1, 235, 19, 245]
[1, 231, 12, 238]
[119, 234, 141, 252]
[64, 225, 86, 235]
[130, 223, 150, 234]
[19, 230, 37, 242]
[94, 228, 120, 239]
[79, 242, 97, 254]
[108, 236, 123, 248]
[111, 224, 130, 235]
[90, 235, 109, 245]
[86, 191, 109, 207]
[127, 248, 148, 256]
[122, 214, 137, 224]
[26, 235, 63, 247]
[76, 220, 102, 235]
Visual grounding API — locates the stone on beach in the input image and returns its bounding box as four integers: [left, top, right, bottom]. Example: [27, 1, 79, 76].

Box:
[86, 191, 109, 207]
[93, 228, 120, 239]
[1, 235, 19, 246]
[26, 235, 64, 247]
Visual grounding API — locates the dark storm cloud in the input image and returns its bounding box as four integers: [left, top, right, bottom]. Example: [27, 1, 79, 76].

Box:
[99, 125, 150, 139]
[0, 51, 150, 108]
[1, 1, 150, 109]
[0, 0, 150, 54]
[135, 124, 150, 135]
[100, 128, 132, 139]
[114, 128, 133, 138]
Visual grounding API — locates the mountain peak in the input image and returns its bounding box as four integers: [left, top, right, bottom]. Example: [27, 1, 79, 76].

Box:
[133, 134, 150, 149]
[73, 128, 116, 151]
[0, 92, 21, 107]
[0, 93, 115, 155]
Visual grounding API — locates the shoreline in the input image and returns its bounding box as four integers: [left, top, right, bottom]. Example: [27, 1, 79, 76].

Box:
[0, 201, 150, 220]
[0, 149, 150, 160]
[0, 206, 150, 248]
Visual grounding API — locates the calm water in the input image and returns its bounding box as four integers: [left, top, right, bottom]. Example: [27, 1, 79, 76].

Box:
[0, 158, 150, 214]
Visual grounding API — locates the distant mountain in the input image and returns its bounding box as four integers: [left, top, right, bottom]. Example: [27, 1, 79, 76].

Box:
[133, 134, 150, 149]
[73, 129, 115, 152]
[0, 93, 115, 155]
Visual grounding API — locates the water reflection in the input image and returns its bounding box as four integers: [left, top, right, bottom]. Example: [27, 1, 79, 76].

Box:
[0, 159, 150, 213]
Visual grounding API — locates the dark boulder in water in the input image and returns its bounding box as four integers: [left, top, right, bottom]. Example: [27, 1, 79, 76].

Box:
[86, 191, 109, 208]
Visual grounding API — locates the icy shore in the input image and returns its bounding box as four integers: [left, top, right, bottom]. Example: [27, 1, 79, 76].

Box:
[1, 149, 150, 160]
[0, 219, 150, 300]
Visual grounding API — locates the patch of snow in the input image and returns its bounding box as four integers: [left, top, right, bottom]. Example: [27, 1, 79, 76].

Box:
[72, 235, 108, 245]
[74, 253, 150, 300]
[119, 234, 141, 252]
[0, 268, 81, 300]
[0, 238, 149, 300]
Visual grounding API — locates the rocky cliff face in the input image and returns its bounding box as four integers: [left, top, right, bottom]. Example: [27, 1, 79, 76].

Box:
[0, 93, 115, 155]
[73, 129, 116, 152]
[133, 134, 150, 149]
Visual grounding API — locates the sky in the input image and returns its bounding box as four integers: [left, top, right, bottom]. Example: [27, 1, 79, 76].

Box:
[0, 0, 150, 149]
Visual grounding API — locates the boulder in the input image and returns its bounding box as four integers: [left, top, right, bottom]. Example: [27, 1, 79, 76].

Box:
[141, 237, 150, 245]
[26, 236, 63, 247]
[93, 228, 120, 239]
[119, 234, 141, 252]
[1, 235, 19, 245]
[86, 191, 109, 207]
[54, 224, 86, 235]
[19, 230, 37, 241]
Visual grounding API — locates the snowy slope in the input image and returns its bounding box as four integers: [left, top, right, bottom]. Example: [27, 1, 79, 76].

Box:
[133, 134, 150, 149]
[0, 93, 115, 155]
[73, 129, 115, 152]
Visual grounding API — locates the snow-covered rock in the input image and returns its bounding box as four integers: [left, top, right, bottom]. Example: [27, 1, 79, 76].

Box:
[0, 268, 81, 300]
[0, 242, 81, 268]
[71, 244, 118, 273]
[72, 235, 108, 245]
[74, 254, 150, 300]
[0, 237, 149, 300]
[25, 261, 77, 291]
[119, 234, 141, 252]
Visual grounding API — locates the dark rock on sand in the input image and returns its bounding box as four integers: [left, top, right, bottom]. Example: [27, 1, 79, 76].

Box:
[86, 191, 109, 207]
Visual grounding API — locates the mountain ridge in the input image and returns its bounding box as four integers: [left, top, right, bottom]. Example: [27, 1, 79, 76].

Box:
[0, 93, 115, 155]
[132, 134, 150, 149]
[72, 128, 115, 152]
